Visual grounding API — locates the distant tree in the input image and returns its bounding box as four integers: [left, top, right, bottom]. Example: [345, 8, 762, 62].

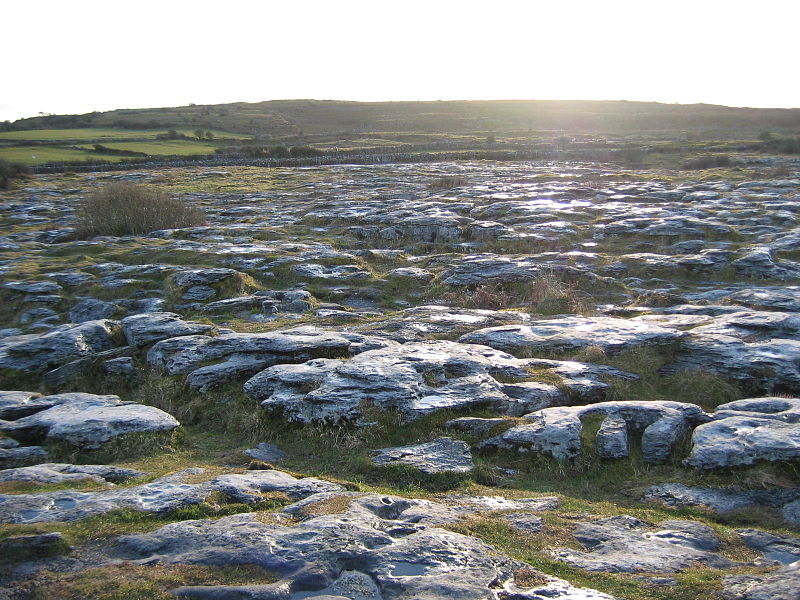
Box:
[205, 132, 214, 140]
[194, 129, 204, 140]
[758, 131, 774, 141]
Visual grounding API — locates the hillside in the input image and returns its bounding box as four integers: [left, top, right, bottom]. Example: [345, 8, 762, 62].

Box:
[8, 99, 800, 138]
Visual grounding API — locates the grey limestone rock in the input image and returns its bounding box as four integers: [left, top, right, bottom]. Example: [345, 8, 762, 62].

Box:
[551, 515, 735, 574]
[735, 529, 800, 565]
[245, 340, 621, 424]
[172, 268, 239, 288]
[68, 298, 122, 323]
[0, 463, 145, 484]
[726, 287, 800, 312]
[114, 489, 612, 600]
[483, 401, 708, 463]
[460, 316, 683, 355]
[0, 392, 179, 448]
[732, 247, 800, 280]
[121, 312, 214, 347]
[685, 398, 800, 469]
[0, 319, 120, 372]
[2, 281, 62, 295]
[0, 469, 341, 524]
[666, 334, 800, 393]
[371, 438, 474, 474]
[642, 483, 800, 518]
[722, 560, 800, 600]
[440, 254, 602, 287]
[0, 446, 48, 469]
[244, 443, 288, 462]
[501, 513, 545, 533]
[386, 267, 435, 282]
[350, 305, 531, 343]
[292, 263, 371, 280]
[0, 391, 51, 420]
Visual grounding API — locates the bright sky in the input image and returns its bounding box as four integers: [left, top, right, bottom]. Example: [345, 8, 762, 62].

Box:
[2, 0, 798, 122]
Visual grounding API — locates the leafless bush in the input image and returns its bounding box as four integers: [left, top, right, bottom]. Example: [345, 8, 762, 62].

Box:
[74, 182, 207, 238]
[428, 175, 467, 191]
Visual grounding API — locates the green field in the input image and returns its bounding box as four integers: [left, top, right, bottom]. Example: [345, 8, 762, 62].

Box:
[76, 140, 219, 156]
[0, 128, 249, 141]
[0, 145, 126, 165]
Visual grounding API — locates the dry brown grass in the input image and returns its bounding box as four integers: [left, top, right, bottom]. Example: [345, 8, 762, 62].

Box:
[74, 182, 206, 238]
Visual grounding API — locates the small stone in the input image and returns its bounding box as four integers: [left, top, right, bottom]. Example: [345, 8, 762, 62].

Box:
[244, 443, 287, 462]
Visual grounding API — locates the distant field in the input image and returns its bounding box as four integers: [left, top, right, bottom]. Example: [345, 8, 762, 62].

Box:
[0, 128, 249, 141]
[0, 145, 126, 165]
[76, 140, 218, 156]
[0, 138, 218, 165]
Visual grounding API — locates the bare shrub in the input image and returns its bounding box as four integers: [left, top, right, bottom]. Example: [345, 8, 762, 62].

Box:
[466, 283, 514, 310]
[681, 154, 733, 170]
[428, 175, 467, 191]
[0, 159, 31, 189]
[74, 182, 207, 238]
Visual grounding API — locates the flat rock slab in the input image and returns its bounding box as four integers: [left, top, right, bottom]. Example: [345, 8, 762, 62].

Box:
[0, 469, 342, 523]
[551, 515, 737, 574]
[0, 392, 179, 448]
[736, 529, 800, 565]
[371, 437, 473, 474]
[723, 561, 800, 600]
[460, 316, 682, 354]
[0, 390, 52, 420]
[0, 463, 146, 484]
[350, 305, 531, 342]
[114, 490, 614, 600]
[643, 483, 800, 522]
[685, 398, 800, 469]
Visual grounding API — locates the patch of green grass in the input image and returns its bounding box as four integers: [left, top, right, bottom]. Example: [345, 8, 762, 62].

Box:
[0, 145, 126, 165]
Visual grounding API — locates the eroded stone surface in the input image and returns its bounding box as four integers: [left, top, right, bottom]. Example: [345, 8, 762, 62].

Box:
[685, 398, 800, 469]
[0, 469, 342, 523]
[244, 341, 635, 423]
[551, 515, 736, 574]
[371, 438, 474, 474]
[460, 316, 683, 355]
[483, 401, 709, 463]
[0, 392, 179, 448]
